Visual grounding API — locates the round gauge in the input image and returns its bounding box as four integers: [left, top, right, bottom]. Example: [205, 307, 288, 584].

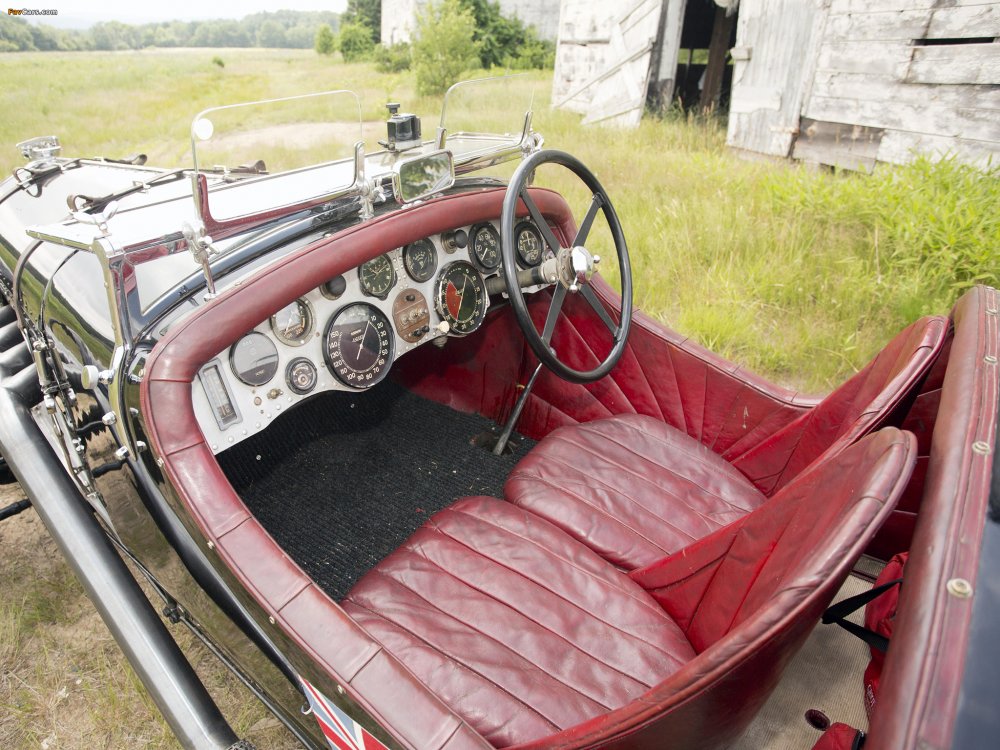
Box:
[470, 223, 501, 270]
[270, 298, 313, 346]
[320, 275, 347, 300]
[358, 254, 397, 299]
[323, 303, 395, 389]
[515, 221, 545, 268]
[435, 261, 488, 336]
[229, 332, 279, 387]
[403, 239, 438, 283]
[286, 357, 318, 395]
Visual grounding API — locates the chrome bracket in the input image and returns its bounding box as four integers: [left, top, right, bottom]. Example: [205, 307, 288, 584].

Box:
[181, 221, 218, 299]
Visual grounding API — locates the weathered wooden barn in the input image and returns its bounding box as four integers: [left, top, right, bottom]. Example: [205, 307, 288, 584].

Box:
[552, 0, 1000, 169]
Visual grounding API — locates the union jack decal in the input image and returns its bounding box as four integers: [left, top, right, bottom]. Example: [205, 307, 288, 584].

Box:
[301, 677, 391, 750]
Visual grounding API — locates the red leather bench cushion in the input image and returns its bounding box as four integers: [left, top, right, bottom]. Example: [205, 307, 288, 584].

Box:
[504, 414, 766, 570]
[343, 496, 695, 748]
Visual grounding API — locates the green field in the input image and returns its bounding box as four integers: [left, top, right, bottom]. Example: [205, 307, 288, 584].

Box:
[0, 47, 997, 749]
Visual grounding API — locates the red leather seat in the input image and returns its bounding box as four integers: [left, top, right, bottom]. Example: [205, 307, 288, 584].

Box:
[505, 316, 946, 570]
[344, 429, 915, 749]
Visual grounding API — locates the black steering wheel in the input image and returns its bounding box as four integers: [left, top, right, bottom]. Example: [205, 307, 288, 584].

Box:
[501, 149, 633, 384]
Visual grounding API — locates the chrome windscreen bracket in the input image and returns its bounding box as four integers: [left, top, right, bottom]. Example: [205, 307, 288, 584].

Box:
[181, 222, 219, 300]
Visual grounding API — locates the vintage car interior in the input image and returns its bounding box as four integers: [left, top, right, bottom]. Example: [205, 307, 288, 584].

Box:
[1, 77, 997, 750]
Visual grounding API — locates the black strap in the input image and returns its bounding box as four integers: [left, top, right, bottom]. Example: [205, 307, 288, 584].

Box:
[821, 578, 902, 653]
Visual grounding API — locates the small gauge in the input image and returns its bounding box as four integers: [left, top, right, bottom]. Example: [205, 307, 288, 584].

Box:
[285, 357, 318, 395]
[270, 298, 313, 346]
[403, 238, 438, 282]
[359, 254, 397, 299]
[323, 303, 395, 389]
[470, 223, 501, 270]
[320, 275, 347, 300]
[435, 261, 488, 336]
[230, 332, 279, 387]
[515, 220, 545, 268]
[198, 362, 240, 430]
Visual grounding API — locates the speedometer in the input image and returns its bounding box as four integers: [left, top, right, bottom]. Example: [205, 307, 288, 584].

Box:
[323, 303, 395, 389]
[435, 261, 488, 336]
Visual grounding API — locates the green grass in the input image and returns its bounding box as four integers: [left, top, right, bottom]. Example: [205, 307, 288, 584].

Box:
[0, 47, 996, 749]
[4, 49, 993, 390]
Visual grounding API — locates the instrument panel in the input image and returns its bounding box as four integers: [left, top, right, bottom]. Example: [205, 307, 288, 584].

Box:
[194, 217, 554, 453]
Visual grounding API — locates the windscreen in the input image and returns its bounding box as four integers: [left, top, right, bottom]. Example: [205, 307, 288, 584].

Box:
[191, 90, 363, 222]
[440, 75, 535, 160]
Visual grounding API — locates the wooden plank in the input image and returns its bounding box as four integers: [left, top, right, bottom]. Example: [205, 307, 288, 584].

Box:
[877, 128, 1000, 168]
[907, 43, 1000, 85]
[815, 40, 913, 77]
[824, 6, 1000, 42]
[807, 94, 1000, 142]
[729, 86, 782, 113]
[811, 71, 1000, 110]
[791, 118, 884, 173]
[700, 4, 737, 112]
[726, 0, 822, 157]
[830, 0, 995, 13]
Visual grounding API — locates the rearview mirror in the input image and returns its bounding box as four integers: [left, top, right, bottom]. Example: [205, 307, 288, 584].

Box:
[392, 150, 455, 204]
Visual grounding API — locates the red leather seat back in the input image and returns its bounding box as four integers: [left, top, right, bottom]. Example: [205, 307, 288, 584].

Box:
[731, 317, 946, 496]
[511, 429, 915, 750]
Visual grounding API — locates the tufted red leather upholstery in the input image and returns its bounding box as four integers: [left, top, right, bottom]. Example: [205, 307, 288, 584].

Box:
[505, 316, 946, 570]
[342, 496, 695, 748]
[345, 429, 915, 749]
[503, 414, 766, 570]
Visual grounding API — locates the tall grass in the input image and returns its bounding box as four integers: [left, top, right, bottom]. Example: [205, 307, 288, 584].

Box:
[1, 50, 996, 392]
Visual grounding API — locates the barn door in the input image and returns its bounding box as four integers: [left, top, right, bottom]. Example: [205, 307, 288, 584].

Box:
[553, 0, 667, 128]
[726, 0, 822, 157]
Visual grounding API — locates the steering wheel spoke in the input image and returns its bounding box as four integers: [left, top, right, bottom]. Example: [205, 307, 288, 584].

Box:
[541, 284, 567, 345]
[502, 149, 633, 384]
[579, 283, 619, 336]
[519, 187, 563, 254]
[573, 193, 604, 248]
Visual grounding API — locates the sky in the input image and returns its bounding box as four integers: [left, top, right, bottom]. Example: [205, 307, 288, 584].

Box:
[21, 1, 349, 29]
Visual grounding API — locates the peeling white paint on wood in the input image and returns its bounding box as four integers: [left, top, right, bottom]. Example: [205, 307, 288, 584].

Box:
[728, 0, 1000, 169]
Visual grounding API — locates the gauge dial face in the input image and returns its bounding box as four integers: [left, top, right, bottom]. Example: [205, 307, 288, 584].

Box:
[515, 221, 545, 268]
[470, 224, 501, 270]
[286, 357, 318, 395]
[230, 332, 279, 387]
[403, 239, 438, 283]
[323, 303, 395, 389]
[435, 261, 488, 336]
[320, 274, 347, 300]
[359, 254, 397, 299]
[270, 298, 313, 345]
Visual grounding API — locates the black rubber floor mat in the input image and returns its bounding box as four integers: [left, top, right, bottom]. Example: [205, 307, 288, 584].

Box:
[218, 380, 533, 601]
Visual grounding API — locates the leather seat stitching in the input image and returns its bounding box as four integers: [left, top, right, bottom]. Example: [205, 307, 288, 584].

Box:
[508, 472, 675, 555]
[404, 540, 659, 692]
[343, 596, 569, 731]
[357, 569, 617, 715]
[441, 509, 685, 649]
[538, 447, 746, 533]
[548, 432, 759, 514]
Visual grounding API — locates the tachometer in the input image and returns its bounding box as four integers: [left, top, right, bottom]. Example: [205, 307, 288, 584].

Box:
[435, 261, 488, 336]
[270, 298, 313, 346]
[515, 220, 545, 268]
[323, 303, 395, 389]
[403, 239, 438, 282]
[470, 223, 501, 270]
[358, 254, 397, 299]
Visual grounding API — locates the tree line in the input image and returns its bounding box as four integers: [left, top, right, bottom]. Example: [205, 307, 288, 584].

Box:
[0, 10, 340, 52]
